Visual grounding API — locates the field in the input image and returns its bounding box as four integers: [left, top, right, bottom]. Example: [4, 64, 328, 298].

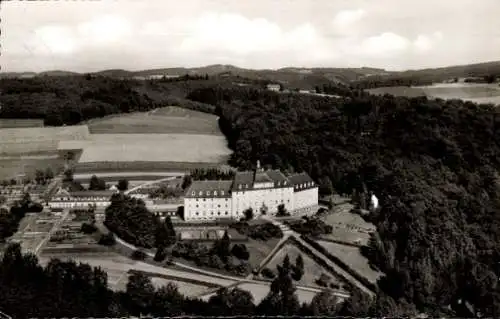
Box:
[60, 134, 232, 163]
[316, 240, 382, 285]
[0, 118, 44, 128]
[264, 243, 345, 289]
[86, 106, 222, 135]
[73, 161, 232, 174]
[367, 83, 500, 105]
[319, 203, 375, 246]
[0, 154, 66, 180]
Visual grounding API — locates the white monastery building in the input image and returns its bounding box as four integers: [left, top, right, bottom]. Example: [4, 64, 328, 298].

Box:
[183, 161, 319, 221]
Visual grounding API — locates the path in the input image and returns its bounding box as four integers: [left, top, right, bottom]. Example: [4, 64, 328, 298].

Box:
[125, 176, 181, 195]
[33, 208, 70, 256]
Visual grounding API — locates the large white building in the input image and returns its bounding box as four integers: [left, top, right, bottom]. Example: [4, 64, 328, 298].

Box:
[183, 162, 319, 221]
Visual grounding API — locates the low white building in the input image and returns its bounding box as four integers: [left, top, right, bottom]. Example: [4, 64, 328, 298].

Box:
[183, 161, 319, 221]
[48, 188, 116, 209]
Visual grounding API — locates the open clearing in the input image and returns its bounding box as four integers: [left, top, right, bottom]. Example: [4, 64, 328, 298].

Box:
[86, 106, 222, 135]
[316, 240, 382, 285]
[60, 134, 231, 163]
[264, 243, 345, 289]
[320, 204, 375, 246]
[368, 83, 500, 105]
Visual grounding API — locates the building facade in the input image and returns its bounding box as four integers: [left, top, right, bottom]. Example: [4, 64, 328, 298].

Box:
[48, 188, 117, 209]
[183, 161, 319, 221]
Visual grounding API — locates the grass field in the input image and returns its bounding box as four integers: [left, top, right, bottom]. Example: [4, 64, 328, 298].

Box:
[264, 243, 345, 289]
[0, 154, 66, 180]
[60, 134, 231, 163]
[319, 204, 375, 246]
[316, 240, 382, 285]
[0, 118, 44, 128]
[368, 83, 500, 105]
[87, 106, 222, 135]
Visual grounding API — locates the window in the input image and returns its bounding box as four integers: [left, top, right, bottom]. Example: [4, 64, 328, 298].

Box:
[196, 212, 199, 216]
[225, 211, 228, 215]
[225, 198, 228, 201]
[203, 198, 206, 201]
[192, 191, 195, 196]
[206, 191, 210, 196]
[238, 184, 242, 190]
[211, 212, 214, 215]
[199, 191, 203, 196]
[218, 204, 221, 207]
[196, 205, 199, 208]
[284, 181, 287, 185]
[214, 191, 217, 196]
[277, 182, 281, 186]
[221, 191, 224, 195]
[218, 211, 221, 215]
[245, 184, 248, 188]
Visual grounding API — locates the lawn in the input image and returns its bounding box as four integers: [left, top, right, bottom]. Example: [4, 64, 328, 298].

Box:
[86, 106, 222, 135]
[62, 134, 231, 163]
[264, 243, 345, 289]
[319, 204, 375, 246]
[316, 240, 382, 285]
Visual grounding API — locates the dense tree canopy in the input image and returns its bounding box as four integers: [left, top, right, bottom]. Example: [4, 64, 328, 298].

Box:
[187, 84, 500, 316]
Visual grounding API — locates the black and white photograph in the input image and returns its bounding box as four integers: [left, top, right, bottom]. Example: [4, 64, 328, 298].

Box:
[0, 0, 500, 318]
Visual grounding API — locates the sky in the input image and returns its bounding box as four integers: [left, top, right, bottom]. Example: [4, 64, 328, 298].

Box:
[1, 0, 500, 73]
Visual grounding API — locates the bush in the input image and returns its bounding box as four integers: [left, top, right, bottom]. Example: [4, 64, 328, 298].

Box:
[315, 273, 332, 287]
[98, 233, 116, 246]
[243, 208, 254, 221]
[154, 248, 167, 262]
[80, 222, 97, 234]
[261, 268, 275, 279]
[231, 244, 250, 260]
[131, 250, 147, 261]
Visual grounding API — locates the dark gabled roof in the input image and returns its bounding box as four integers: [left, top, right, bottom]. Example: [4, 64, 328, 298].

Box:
[254, 171, 273, 183]
[288, 172, 316, 191]
[232, 171, 255, 190]
[185, 180, 233, 198]
[265, 170, 290, 186]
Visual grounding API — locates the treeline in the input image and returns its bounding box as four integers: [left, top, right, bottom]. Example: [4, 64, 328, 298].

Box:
[186, 84, 500, 316]
[104, 194, 176, 249]
[0, 76, 221, 126]
[0, 242, 416, 318]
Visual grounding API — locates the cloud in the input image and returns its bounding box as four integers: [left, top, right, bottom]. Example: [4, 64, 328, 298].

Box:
[414, 31, 443, 52]
[77, 15, 133, 46]
[360, 32, 411, 56]
[31, 25, 78, 55]
[332, 9, 366, 27]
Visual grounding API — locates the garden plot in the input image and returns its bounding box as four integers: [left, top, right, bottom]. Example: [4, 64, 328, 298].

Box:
[316, 240, 382, 285]
[264, 243, 345, 289]
[62, 134, 232, 163]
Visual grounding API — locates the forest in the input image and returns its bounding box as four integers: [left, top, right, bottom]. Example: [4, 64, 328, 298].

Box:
[187, 85, 500, 317]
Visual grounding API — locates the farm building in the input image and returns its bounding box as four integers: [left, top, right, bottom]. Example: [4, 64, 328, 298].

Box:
[266, 84, 281, 92]
[48, 188, 117, 209]
[183, 161, 319, 221]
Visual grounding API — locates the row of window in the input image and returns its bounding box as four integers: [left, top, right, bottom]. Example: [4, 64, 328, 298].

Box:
[55, 196, 109, 201]
[296, 182, 315, 189]
[192, 204, 229, 208]
[193, 211, 229, 216]
[193, 198, 230, 202]
[192, 190, 227, 196]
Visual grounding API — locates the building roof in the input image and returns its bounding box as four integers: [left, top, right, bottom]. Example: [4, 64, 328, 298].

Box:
[69, 190, 115, 198]
[288, 172, 316, 191]
[185, 180, 233, 198]
[232, 169, 292, 190]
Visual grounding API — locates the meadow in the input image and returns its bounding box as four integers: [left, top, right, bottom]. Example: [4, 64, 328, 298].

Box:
[367, 83, 500, 105]
[86, 106, 222, 135]
[0, 118, 44, 128]
[316, 240, 382, 285]
[66, 134, 232, 163]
